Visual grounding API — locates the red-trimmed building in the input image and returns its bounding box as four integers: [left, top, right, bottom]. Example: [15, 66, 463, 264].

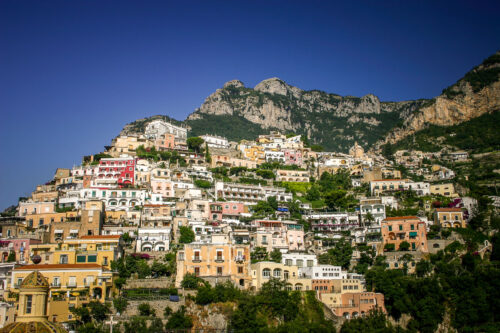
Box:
[95, 157, 135, 187]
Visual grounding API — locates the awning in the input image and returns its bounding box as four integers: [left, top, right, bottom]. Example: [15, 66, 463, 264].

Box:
[54, 230, 63, 233]
[409, 232, 418, 237]
[70, 229, 79, 233]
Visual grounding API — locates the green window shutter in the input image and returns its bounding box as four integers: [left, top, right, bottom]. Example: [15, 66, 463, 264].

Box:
[87, 255, 97, 263]
[76, 255, 86, 263]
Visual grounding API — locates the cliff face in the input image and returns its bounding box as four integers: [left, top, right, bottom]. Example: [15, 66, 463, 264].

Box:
[122, 51, 499, 152]
[383, 52, 500, 146]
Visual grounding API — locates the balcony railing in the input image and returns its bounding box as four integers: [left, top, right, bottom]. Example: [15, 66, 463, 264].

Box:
[51, 282, 61, 288]
[66, 282, 77, 288]
[215, 257, 224, 263]
[192, 257, 201, 263]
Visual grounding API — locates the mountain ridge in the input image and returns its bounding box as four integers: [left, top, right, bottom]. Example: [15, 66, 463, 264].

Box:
[121, 51, 500, 152]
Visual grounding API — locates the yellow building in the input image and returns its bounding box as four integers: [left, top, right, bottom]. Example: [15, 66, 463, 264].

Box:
[29, 235, 123, 270]
[8, 264, 114, 323]
[242, 145, 266, 163]
[25, 211, 78, 229]
[250, 261, 312, 291]
[434, 208, 466, 228]
[176, 242, 251, 289]
[430, 183, 458, 197]
[0, 271, 66, 332]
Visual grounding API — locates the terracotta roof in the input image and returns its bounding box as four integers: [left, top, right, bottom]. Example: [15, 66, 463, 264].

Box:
[383, 216, 419, 221]
[80, 235, 121, 239]
[15, 264, 102, 270]
[436, 208, 462, 212]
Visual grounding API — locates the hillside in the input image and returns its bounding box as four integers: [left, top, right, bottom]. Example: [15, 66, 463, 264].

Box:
[120, 51, 500, 152]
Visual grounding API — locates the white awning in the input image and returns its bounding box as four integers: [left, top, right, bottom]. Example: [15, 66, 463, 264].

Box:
[70, 229, 79, 233]
[54, 230, 63, 233]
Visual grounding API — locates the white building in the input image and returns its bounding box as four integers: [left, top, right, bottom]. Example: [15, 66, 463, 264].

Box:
[282, 253, 318, 267]
[304, 212, 359, 233]
[145, 120, 187, 140]
[265, 150, 285, 163]
[81, 188, 147, 211]
[200, 135, 229, 148]
[136, 227, 171, 252]
[215, 182, 292, 203]
[300, 265, 346, 280]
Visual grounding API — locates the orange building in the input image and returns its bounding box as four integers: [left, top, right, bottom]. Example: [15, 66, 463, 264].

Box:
[176, 242, 251, 289]
[381, 216, 428, 252]
[330, 292, 386, 319]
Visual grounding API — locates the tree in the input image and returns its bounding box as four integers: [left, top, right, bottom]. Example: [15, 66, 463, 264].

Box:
[164, 305, 173, 318]
[270, 249, 283, 263]
[384, 243, 395, 251]
[113, 297, 128, 314]
[114, 277, 127, 290]
[251, 247, 269, 263]
[415, 260, 432, 277]
[195, 284, 214, 305]
[267, 196, 278, 210]
[187, 137, 204, 153]
[364, 212, 375, 226]
[399, 241, 410, 251]
[194, 179, 212, 188]
[87, 301, 111, 322]
[179, 226, 195, 244]
[151, 260, 169, 277]
[319, 238, 353, 269]
[165, 306, 193, 330]
[341, 308, 394, 333]
[305, 185, 321, 201]
[123, 316, 148, 333]
[205, 143, 211, 163]
[181, 273, 203, 289]
[148, 318, 164, 333]
[7, 251, 15, 262]
[138, 303, 155, 317]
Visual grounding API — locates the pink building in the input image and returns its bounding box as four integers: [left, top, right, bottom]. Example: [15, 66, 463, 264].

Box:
[155, 133, 175, 150]
[283, 149, 303, 166]
[151, 179, 174, 198]
[96, 157, 135, 187]
[221, 202, 247, 218]
[286, 224, 305, 251]
[0, 238, 41, 263]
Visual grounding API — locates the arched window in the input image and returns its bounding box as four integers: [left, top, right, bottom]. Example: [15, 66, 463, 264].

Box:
[295, 283, 303, 291]
[273, 268, 281, 278]
[262, 268, 271, 278]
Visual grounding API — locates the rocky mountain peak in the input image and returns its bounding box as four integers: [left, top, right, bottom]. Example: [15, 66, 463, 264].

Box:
[223, 80, 245, 89]
[254, 77, 303, 99]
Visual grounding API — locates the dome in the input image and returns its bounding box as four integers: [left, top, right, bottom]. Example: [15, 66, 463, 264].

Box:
[20, 271, 49, 289]
[0, 321, 67, 333]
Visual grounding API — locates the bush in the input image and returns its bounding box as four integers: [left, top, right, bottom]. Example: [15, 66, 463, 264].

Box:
[137, 303, 155, 317]
[165, 306, 193, 330]
[384, 243, 396, 251]
[179, 226, 195, 244]
[181, 273, 203, 289]
[399, 241, 410, 251]
[164, 305, 173, 318]
[113, 297, 128, 314]
[194, 179, 212, 188]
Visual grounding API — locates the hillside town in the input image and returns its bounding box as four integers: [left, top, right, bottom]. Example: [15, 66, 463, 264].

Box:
[1, 118, 495, 332]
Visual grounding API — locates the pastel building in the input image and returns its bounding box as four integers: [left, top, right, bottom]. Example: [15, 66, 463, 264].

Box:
[176, 242, 251, 289]
[381, 216, 428, 252]
[434, 208, 466, 228]
[251, 261, 312, 291]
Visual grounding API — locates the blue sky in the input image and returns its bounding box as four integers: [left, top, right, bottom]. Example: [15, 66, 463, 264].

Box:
[1, 0, 499, 209]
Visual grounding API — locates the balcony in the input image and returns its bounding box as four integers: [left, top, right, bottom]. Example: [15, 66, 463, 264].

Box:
[51, 282, 61, 288]
[66, 282, 77, 288]
[215, 257, 224, 263]
[192, 257, 201, 263]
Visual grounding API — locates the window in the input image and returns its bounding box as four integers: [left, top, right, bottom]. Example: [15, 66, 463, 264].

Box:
[87, 255, 97, 263]
[285, 259, 293, 266]
[76, 255, 86, 263]
[443, 216, 447, 221]
[60, 255, 68, 264]
[388, 226, 392, 231]
[410, 224, 414, 230]
[263, 268, 271, 278]
[238, 266, 243, 274]
[217, 267, 223, 276]
[307, 260, 314, 267]
[273, 268, 281, 278]
[103, 257, 108, 265]
[296, 259, 303, 267]
[399, 225, 403, 231]
[194, 267, 200, 276]
[25, 295, 32, 314]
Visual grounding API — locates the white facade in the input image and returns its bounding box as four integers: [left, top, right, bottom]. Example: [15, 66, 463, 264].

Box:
[81, 189, 147, 211]
[265, 150, 285, 163]
[305, 212, 359, 233]
[200, 135, 229, 148]
[282, 253, 318, 267]
[215, 182, 292, 203]
[300, 265, 346, 280]
[145, 120, 187, 140]
[136, 227, 171, 252]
